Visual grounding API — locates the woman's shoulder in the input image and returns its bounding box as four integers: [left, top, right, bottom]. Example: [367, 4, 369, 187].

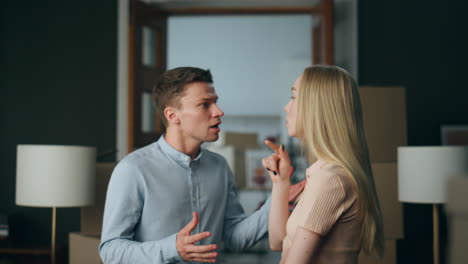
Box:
[305, 160, 355, 191]
[301, 161, 358, 213]
[306, 160, 345, 178]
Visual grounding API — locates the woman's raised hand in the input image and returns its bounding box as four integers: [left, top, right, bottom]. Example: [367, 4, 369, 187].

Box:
[262, 140, 294, 183]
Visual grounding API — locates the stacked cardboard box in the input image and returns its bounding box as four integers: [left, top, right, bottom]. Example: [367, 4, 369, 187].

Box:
[69, 163, 116, 264]
[360, 86, 407, 163]
[371, 163, 404, 240]
[204, 131, 259, 189]
[446, 177, 468, 264]
[358, 86, 406, 263]
[212, 131, 259, 149]
[359, 240, 397, 264]
[69, 232, 101, 264]
[80, 163, 116, 236]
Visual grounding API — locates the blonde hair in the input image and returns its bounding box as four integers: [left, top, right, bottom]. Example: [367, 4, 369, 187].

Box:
[296, 65, 384, 257]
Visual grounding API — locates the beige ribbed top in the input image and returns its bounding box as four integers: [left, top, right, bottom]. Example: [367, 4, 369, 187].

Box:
[282, 160, 361, 264]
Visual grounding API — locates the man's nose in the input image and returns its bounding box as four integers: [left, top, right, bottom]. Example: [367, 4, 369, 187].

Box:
[213, 104, 224, 117]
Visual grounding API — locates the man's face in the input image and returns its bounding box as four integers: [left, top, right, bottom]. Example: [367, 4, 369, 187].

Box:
[174, 82, 224, 144]
[284, 75, 301, 137]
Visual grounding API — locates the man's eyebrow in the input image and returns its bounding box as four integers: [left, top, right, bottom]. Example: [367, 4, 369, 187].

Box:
[291, 87, 296, 91]
[198, 96, 218, 102]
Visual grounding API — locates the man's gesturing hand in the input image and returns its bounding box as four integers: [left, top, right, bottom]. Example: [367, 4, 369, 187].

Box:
[176, 212, 218, 263]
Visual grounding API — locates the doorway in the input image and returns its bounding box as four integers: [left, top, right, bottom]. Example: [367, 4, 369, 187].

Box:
[117, 0, 333, 158]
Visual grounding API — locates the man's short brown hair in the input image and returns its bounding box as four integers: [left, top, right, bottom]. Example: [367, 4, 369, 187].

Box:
[152, 67, 213, 127]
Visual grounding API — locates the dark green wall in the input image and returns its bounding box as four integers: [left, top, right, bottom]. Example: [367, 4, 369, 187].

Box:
[358, 0, 468, 263]
[1, 0, 117, 256]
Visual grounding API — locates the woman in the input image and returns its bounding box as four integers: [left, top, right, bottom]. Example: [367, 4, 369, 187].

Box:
[262, 65, 384, 263]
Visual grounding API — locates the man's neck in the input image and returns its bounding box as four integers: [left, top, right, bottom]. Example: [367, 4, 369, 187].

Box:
[164, 129, 201, 160]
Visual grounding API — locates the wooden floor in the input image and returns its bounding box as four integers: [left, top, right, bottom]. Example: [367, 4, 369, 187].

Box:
[0, 247, 67, 264]
[0, 252, 280, 264]
[0, 255, 51, 264]
[0, 247, 280, 264]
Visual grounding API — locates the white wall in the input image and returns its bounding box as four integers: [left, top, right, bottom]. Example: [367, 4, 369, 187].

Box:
[167, 15, 312, 116]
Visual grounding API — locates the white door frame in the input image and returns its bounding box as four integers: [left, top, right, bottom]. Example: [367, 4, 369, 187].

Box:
[117, 0, 130, 160]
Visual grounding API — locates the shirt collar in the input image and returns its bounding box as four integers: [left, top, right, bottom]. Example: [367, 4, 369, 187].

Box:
[157, 135, 203, 168]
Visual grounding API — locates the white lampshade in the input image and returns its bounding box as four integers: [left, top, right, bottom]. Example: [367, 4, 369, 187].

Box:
[16, 145, 96, 207]
[398, 146, 468, 204]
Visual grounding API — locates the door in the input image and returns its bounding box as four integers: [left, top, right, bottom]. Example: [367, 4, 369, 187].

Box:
[128, 0, 167, 151]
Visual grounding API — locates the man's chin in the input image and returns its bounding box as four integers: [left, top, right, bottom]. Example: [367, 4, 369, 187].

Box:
[205, 135, 219, 143]
[201, 132, 220, 143]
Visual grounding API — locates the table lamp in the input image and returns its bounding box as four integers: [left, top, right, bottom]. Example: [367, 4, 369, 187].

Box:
[16, 145, 96, 264]
[398, 146, 468, 264]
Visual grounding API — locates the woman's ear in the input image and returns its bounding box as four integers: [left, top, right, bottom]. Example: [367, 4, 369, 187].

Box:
[164, 106, 180, 125]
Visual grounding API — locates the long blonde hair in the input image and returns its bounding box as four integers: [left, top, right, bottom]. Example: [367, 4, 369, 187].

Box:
[296, 65, 384, 257]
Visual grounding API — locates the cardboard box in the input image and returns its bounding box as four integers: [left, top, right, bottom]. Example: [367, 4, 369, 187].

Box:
[80, 163, 116, 236]
[204, 145, 247, 189]
[372, 162, 404, 239]
[359, 239, 397, 264]
[447, 177, 468, 264]
[204, 132, 261, 189]
[208, 132, 259, 149]
[448, 217, 468, 264]
[447, 177, 468, 216]
[360, 86, 407, 162]
[69, 232, 102, 264]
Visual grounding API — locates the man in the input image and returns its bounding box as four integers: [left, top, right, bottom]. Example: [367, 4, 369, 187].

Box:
[99, 67, 304, 263]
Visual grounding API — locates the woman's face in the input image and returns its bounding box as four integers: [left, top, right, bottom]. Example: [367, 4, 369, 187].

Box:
[284, 74, 301, 137]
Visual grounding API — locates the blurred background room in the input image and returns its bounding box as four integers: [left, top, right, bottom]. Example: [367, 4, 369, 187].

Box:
[1, 0, 468, 263]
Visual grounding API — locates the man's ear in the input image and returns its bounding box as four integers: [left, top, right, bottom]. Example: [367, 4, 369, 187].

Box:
[164, 106, 180, 125]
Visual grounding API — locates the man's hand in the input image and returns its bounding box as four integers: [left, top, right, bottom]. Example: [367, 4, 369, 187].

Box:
[176, 212, 218, 263]
[289, 179, 306, 203]
[288, 179, 306, 211]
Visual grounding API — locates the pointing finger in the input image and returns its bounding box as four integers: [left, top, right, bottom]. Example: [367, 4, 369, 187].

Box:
[264, 140, 280, 153]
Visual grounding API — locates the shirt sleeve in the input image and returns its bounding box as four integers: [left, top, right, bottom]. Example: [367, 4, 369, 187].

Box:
[300, 173, 348, 236]
[222, 164, 271, 251]
[99, 161, 182, 264]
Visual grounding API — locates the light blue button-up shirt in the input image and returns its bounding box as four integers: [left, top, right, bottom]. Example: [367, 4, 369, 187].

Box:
[99, 136, 270, 264]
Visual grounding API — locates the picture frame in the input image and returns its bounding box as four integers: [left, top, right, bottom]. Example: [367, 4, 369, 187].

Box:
[245, 149, 273, 189]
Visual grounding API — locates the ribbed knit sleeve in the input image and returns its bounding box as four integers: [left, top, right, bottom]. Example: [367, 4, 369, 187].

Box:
[300, 173, 347, 236]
